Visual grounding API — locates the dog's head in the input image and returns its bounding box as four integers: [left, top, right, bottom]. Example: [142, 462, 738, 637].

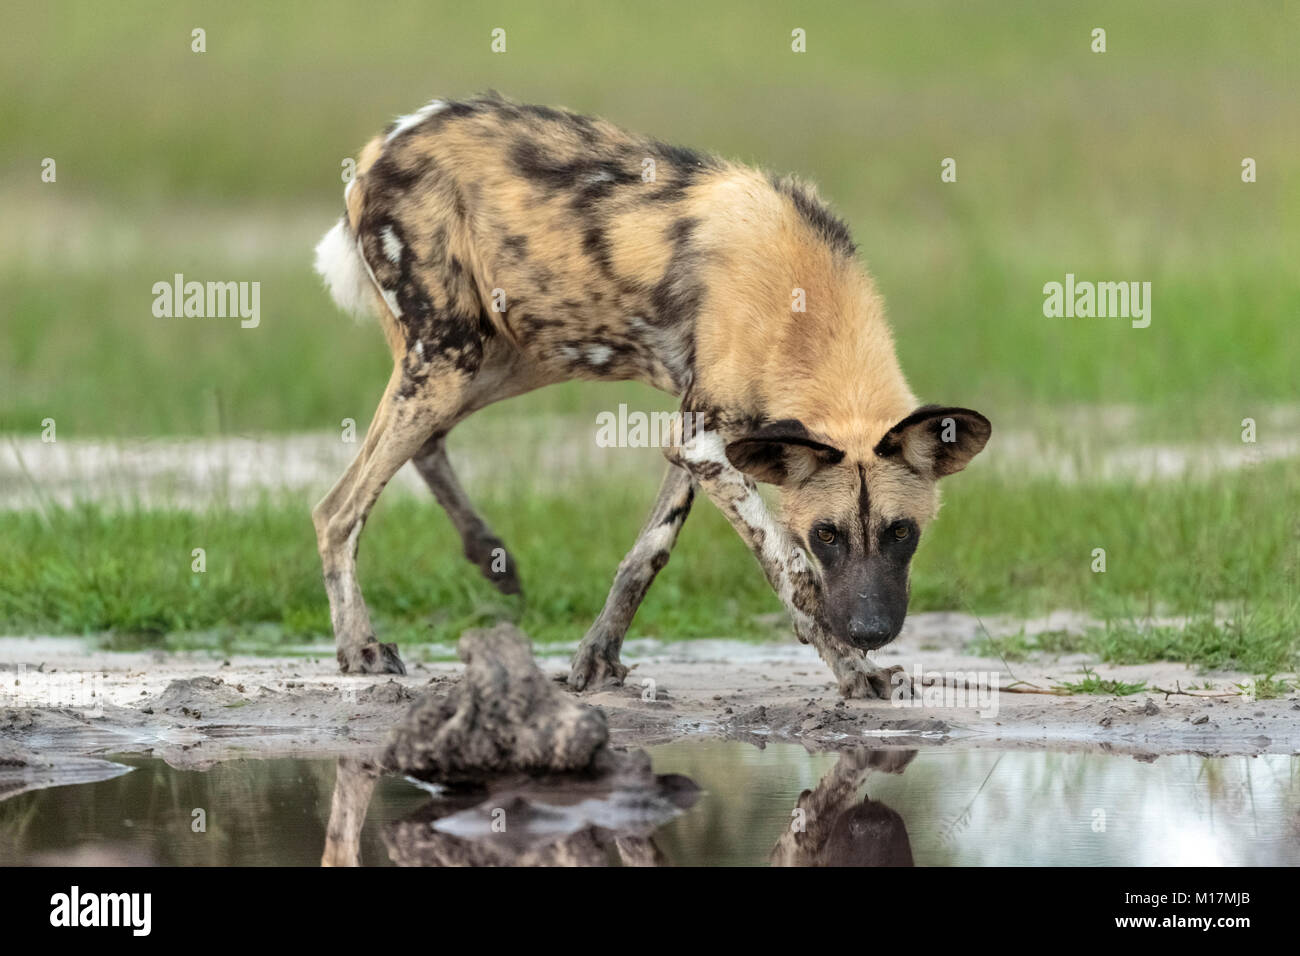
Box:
[726, 406, 990, 650]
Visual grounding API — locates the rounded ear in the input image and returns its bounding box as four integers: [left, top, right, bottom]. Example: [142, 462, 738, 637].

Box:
[725, 419, 845, 485]
[874, 406, 991, 478]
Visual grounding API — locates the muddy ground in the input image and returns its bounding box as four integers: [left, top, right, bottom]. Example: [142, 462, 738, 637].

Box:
[3, 611, 1297, 795]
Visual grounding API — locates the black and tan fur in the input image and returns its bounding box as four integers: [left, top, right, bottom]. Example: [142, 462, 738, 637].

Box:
[313, 93, 990, 696]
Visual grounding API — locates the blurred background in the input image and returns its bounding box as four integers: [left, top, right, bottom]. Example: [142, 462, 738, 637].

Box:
[1, 1, 1295, 668]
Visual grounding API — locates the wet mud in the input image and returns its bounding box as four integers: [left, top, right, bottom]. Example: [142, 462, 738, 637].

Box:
[2, 622, 1296, 788]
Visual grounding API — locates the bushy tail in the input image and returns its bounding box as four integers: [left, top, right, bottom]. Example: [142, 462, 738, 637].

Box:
[313, 216, 377, 320]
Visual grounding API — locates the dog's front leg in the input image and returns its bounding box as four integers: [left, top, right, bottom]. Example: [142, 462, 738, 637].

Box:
[667, 429, 906, 700]
[321, 757, 378, 867]
[570, 463, 695, 691]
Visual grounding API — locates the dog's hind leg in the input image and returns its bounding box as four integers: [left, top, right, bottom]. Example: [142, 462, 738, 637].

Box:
[314, 358, 478, 675]
[411, 433, 522, 596]
[569, 463, 694, 690]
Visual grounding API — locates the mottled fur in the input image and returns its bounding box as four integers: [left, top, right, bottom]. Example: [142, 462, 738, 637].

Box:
[313, 94, 989, 695]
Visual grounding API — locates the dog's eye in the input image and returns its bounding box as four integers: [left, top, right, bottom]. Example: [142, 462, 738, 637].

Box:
[816, 528, 836, 544]
[892, 524, 910, 540]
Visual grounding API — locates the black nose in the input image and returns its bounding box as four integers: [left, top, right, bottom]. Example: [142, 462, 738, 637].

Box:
[848, 616, 894, 648]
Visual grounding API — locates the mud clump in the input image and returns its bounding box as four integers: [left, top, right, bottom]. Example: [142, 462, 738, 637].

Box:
[0, 742, 30, 769]
[382, 623, 608, 783]
[356, 680, 415, 705]
[153, 676, 244, 718]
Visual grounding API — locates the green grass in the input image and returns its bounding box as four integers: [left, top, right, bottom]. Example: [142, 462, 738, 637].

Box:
[912, 460, 1300, 623]
[1238, 675, 1293, 700]
[1051, 666, 1148, 697]
[5, 1, 1290, 204]
[2, 460, 1295, 671]
[973, 613, 1300, 676]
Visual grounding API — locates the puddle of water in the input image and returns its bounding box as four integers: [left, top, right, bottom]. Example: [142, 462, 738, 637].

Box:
[1, 743, 1296, 866]
[0, 756, 426, 866]
[651, 742, 1300, 866]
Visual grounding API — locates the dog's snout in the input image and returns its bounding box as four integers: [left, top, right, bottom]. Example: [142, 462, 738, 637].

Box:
[848, 615, 894, 648]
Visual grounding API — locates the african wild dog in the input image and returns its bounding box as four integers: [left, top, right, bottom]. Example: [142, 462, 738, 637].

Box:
[312, 93, 990, 698]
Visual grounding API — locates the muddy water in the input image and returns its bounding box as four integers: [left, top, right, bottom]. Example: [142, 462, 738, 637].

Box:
[2, 742, 1297, 866]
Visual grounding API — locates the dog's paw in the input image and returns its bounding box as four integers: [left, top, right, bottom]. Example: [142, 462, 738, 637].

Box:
[568, 640, 628, 692]
[834, 657, 910, 700]
[338, 640, 407, 676]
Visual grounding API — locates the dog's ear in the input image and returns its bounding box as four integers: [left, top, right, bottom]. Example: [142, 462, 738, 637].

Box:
[726, 419, 845, 485]
[874, 406, 991, 478]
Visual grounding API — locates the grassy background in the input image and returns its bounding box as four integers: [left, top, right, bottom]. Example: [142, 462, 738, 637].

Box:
[3, 459, 1296, 670]
[1, 1, 1296, 671]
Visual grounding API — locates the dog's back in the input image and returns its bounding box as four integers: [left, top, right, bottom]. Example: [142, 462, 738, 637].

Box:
[316, 93, 888, 423]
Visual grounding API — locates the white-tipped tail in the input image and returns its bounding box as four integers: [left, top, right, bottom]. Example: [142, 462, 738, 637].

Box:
[314, 217, 375, 320]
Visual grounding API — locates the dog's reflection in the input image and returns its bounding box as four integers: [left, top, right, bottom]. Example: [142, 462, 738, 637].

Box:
[323, 747, 915, 867]
[321, 755, 695, 867]
[771, 748, 916, 867]
[321, 758, 379, 867]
